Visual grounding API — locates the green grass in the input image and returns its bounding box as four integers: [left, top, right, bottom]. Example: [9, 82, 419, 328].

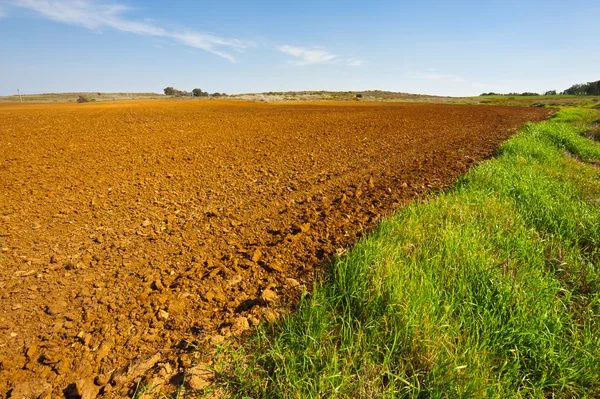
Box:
[214, 108, 600, 398]
[473, 95, 600, 109]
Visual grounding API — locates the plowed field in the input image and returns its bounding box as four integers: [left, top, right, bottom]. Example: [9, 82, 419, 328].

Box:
[0, 100, 551, 397]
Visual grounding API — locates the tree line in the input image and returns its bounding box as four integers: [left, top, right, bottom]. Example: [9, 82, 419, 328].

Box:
[163, 87, 227, 97]
[480, 79, 599, 97]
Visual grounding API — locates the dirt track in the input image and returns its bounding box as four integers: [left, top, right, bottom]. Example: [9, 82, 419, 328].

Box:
[0, 100, 551, 397]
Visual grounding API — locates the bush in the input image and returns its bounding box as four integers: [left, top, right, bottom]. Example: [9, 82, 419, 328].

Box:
[77, 95, 89, 103]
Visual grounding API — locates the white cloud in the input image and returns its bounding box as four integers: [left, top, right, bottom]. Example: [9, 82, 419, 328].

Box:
[171, 32, 249, 63]
[347, 58, 364, 67]
[9, 0, 250, 62]
[278, 45, 338, 65]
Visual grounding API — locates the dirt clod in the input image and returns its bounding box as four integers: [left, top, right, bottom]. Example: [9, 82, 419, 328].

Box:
[260, 289, 278, 304]
[285, 278, 300, 288]
[74, 378, 101, 399]
[8, 379, 52, 399]
[186, 364, 214, 391]
[110, 353, 161, 386]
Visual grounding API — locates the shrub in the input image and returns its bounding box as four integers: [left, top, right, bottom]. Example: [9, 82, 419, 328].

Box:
[77, 95, 89, 103]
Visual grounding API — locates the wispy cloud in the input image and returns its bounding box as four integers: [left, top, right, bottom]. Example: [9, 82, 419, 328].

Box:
[278, 45, 338, 66]
[9, 0, 251, 62]
[278, 45, 364, 67]
[409, 71, 465, 83]
[347, 58, 364, 67]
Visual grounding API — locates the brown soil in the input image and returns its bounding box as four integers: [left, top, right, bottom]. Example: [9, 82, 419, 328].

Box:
[0, 100, 551, 397]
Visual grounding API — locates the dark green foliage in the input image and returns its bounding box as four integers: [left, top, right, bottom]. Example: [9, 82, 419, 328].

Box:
[192, 88, 211, 97]
[164, 87, 190, 97]
[562, 80, 600, 96]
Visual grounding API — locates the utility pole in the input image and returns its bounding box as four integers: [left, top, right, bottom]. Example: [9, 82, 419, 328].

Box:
[17, 89, 22, 102]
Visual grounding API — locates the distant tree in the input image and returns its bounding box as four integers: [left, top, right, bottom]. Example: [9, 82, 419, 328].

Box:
[356, 93, 363, 98]
[210, 92, 222, 97]
[520, 92, 540, 96]
[563, 80, 600, 95]
[544, 90, 557, 96]
[192, 88, 204, 97]
[164, 87, 175, 96]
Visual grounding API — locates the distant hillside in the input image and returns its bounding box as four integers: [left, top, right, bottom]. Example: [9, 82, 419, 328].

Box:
[230, 90, 449, 102]
[0, 92, 163, 102]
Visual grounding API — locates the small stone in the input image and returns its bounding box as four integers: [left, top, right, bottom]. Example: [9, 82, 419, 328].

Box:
[251, 249, 262, 263]
[231, 316, 250, 336]
[260, 288, 277, 303]
[45, 301, 67, 316]
[26, 345, 38, 359]
[110, 353, 161, 386]
[186, 365, 214, 391]
[264, 309, 278, 323]
[162, 362, 173, 375]
[299, 223, 311, 233]
[74, 377, 101, 399]
[94, 374, 110, 386]
[267, 260, 284, 272]
[152, 280, 165, 291]
[95, 338, 114, 360]
[142, 219, 151, 227]
[228, 274, 242, 286]
[158, 309, 169, 320]
[8, 379, 52, 399]
[178, 354, 192, 368]
[285, 278, 300, 288]
[210, 335, 225, 345]
[187, 374, 211, 391]
[53, 359, 70, 376]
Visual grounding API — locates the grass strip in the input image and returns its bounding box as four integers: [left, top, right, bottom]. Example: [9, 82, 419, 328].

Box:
[216, 108, 600, 398]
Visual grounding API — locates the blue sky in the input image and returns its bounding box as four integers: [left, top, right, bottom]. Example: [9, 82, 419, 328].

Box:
[0, 0, 599, 96]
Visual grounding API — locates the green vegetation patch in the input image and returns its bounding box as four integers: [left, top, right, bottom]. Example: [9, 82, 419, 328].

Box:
[217, 109, 600, 398]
